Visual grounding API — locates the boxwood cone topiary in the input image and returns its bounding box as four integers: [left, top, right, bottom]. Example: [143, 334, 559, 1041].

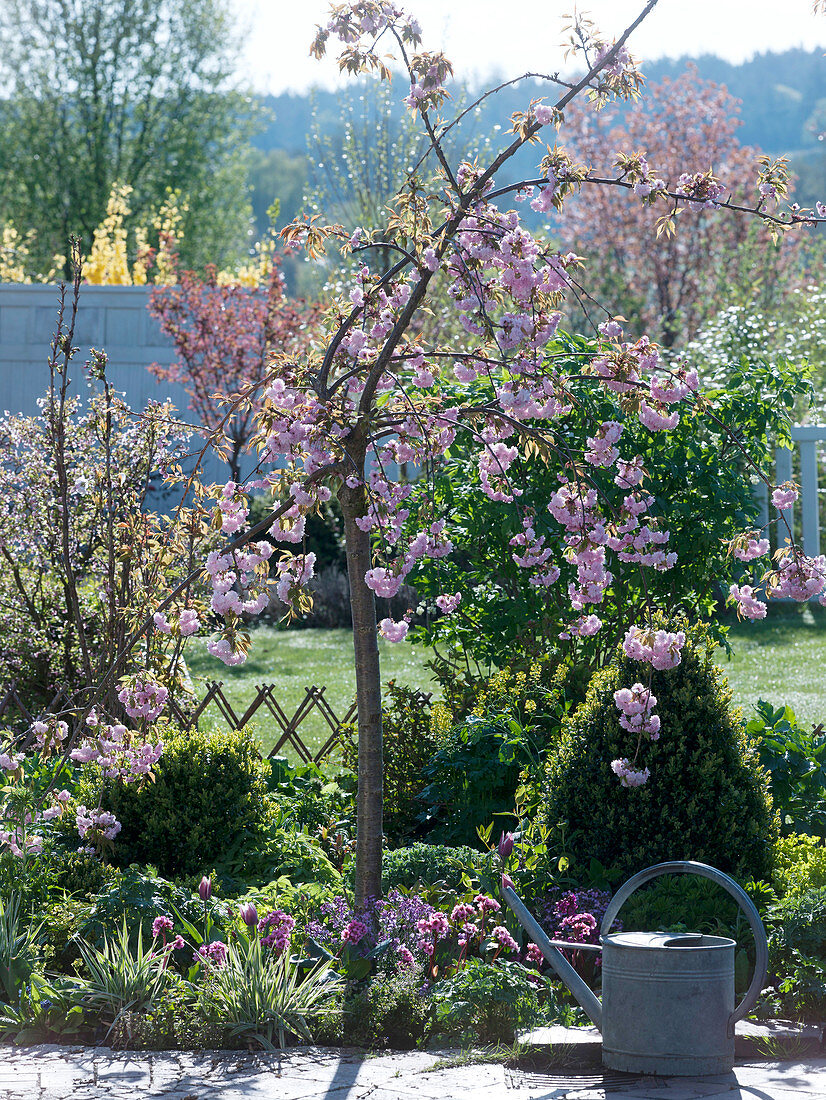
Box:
[541, 623, 775, 882]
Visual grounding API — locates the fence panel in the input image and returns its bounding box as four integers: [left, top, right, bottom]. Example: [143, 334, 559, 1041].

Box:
[2, 681, 433, 767]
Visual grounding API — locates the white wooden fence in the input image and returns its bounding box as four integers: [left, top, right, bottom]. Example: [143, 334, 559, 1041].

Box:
[752, 426, 826, 556]
[0, 282, 251, 490]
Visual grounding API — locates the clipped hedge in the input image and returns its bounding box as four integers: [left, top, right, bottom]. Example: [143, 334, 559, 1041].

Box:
[540, 623, 775, 882]
[94, 723, 270, 877]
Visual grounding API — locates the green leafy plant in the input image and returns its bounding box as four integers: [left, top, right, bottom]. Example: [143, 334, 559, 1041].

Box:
[325, 969, 433, 1049]
[767, 887, 826, 1018]
[431, 958, 542, 1045]
[69, 919, 169, 1028]
[539, 622, 775, 882]
[746, 701, 826, 837]
[0, 894, 39, 1004]
[418, 662, 570, 847]
[85, 723, 270, 877]
[773, 834, 826, 897]
[205, 934, 338, 1050]
[111, 979, 226, 1050]
[340, 681, 439, 844]
[381, 843, 487, 893]
[406, 342, 809, 676]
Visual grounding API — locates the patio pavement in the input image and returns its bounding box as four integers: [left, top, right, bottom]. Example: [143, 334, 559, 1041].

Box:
[1, 1044, 825, 1100]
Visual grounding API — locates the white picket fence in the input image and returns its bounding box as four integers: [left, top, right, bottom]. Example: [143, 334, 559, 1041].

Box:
[753, 426, 826, 556]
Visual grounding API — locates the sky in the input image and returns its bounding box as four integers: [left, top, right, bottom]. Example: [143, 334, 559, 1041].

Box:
[233, 0, 826, 95]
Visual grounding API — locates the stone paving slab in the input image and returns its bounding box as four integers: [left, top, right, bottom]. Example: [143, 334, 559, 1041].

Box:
[0, 1046, 825, 1100]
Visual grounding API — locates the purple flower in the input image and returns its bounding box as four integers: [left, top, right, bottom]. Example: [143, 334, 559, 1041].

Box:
[199, 876, 212, 902]
[239, 902, 258, 928]
[498, 831, 514, 860]
[341, 918, 369, 944]
[259, 909, 296, 953]
[152, 915, 173, 939]
[195, 940, 227, 967]
[491, 925, 518, 953]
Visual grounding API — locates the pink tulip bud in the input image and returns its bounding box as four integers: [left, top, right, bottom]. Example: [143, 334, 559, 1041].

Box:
[498, 831, 514, 860]
[501, 873, 515, 892]
[199, 876, 212, 902]
[239, 901, 258, 928]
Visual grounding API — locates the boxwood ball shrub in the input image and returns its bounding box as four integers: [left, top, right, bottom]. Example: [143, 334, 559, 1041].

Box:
[540, 624, 774, 882]
[92, 723, 270, 877]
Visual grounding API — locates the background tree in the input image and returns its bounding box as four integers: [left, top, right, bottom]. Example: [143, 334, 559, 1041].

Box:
[558, 67, 807, 347]
[149, 251, 321, 484]
[0, 0, 260, 275]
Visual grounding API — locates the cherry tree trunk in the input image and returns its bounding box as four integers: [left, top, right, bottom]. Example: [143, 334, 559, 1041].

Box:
[339, 478, 383, 907]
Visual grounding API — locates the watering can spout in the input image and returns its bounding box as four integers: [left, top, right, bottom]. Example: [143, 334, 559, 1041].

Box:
[502, 884, 603, 1029]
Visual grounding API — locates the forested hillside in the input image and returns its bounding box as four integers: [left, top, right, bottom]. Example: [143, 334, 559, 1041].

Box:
[250, 48, 826, 239]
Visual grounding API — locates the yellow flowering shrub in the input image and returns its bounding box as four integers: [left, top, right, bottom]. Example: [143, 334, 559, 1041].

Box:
[2, 182, 276, 287]
[0, 221, 64, 283]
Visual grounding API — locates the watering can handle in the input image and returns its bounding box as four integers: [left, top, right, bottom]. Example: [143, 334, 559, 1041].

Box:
[599, 860, 769, 1030]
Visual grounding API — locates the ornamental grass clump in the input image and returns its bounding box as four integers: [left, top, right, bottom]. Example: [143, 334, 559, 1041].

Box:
[540, 622, 775, 882]
[205, 932, 337, 1050]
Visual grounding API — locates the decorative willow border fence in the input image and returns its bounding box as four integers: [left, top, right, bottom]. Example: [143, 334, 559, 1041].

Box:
[0, 681, 432, 766]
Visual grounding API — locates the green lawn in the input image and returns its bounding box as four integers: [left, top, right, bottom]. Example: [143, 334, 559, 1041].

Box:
[185, 627, 438, 758]
[185, 609, 826, 759]
[717, 605, 826, 729]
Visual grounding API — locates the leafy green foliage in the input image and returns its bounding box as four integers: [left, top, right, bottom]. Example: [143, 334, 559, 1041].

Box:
[431, 959, 541, 1044]
[80, 867, 205, 946]
[746, 701, 826, 837]
[0, 894, 38, 1004]
[204, 934, 338, 1050]
[68, 919, 169, 1026]
[539, 623, 775, 881]
[406, 335, 809, 676]
[220, 828, 342, 890]
[93, 724, 270, 877]
[340, 681, 439, 843]
[773, 834, 826, 897]
[111, 980, 227, 1050]
[39, 898, 95, 975]
[381, 844, 487, 892]
[767, 887, 826, 1018]
[419, 662, 570, 847]
[0, 0, 260, 274]
[324, 969, 433, 1049]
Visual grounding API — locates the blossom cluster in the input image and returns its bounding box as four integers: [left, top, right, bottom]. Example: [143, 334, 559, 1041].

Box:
[75, 804, 122, 843]
[117, 679, 168, 722]
[259, 908, 296, 953]
[614, 683, 660, 740]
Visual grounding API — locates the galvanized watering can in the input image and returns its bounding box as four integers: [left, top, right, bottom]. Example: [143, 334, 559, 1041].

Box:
[503, 860, 768, 1076]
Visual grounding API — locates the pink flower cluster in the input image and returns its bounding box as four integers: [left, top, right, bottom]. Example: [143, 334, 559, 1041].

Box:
[675, 171, 727, 207]
[772, 483, 798, 510]
[260, 909, 296, 953]
[195, 940, 228, 968]
[0, 812, 44, 858]
[117, 679, 168, 721]
[610, 758, 651, 788]
[731, 535, 770, 562]
[70, 722, 163, 783]
[622, 626, 685, 669]
[729, 584, 767, 621]
[76, 804, 121, 842]
[613, 683, 660, 739]
[153, 609, 200, 636]
[341, 917, 370, 945]
[379, 618, 409, 642]
[767, 551, 826, 602]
